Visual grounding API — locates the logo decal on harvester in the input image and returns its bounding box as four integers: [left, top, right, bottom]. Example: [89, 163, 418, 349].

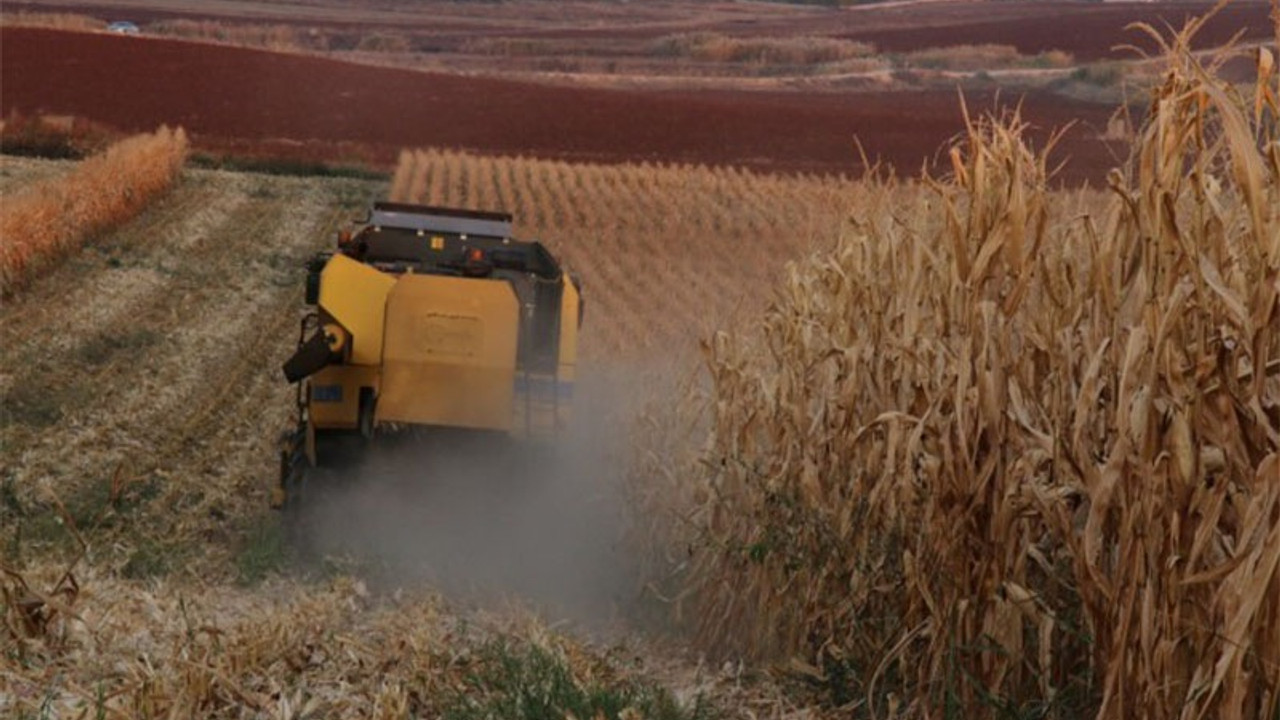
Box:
[312, 385, 343, 402]
[417, 314, 481, 357]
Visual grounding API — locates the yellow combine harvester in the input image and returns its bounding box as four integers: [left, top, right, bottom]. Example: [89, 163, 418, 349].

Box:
[275, 202, 581, 510]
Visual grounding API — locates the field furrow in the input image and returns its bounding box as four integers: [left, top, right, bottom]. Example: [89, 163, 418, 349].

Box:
[1, 163, 381, 571]
[0, 155, 76, 196]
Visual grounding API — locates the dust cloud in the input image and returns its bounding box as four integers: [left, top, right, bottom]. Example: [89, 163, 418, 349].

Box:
[295, 369, 652, 627]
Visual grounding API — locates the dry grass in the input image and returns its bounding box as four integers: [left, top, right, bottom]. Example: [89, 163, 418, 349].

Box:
[0, 126, 188, 295]
[147, 19, 314, 53]
[649, 33, 875, 67]
[902, 44, 1076, 71]
[634, 12, 1280, 720]
[460, 36, 592, 57]
[1, 560, 709, 719]
[0, 11, 101, 33]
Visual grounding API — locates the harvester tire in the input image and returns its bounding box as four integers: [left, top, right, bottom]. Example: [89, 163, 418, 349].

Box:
[358, 389, 376, 441]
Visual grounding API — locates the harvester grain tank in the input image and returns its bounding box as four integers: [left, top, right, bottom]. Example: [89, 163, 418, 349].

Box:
[276, 202, 582, 508]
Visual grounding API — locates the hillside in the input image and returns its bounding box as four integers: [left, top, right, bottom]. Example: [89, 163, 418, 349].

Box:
[0, 26, 1124, 183]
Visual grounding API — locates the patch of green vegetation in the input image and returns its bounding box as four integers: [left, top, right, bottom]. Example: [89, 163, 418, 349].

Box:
[2, 476, 28, 562]
[331, 181, 381, 211]
[64, 472, 162, 532]
[441, 639, 714, 720]
[248, 181, 278, 199]
[1068, 62, 1123, 87]
[1046, 62, 1137, 105]
[234, 517, 289, 585]
[0, 377, 90, 429]
[190, 153, 388, 180]
[3, 471, 165, 561]
[122, 538, 172, 579]
[75, 328, 160, 367]
[1, 326, 156, 431]
[0, 131, 86, 160]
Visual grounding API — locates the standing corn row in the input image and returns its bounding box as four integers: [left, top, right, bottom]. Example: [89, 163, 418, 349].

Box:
[384, 148, 859, 359]
[0, 126, 189, 295]
[652, 17, 1278, 720]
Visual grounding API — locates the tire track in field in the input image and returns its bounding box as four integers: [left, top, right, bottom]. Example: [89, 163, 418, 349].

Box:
[0, 172, 247, 392]
[3, 181, 302, 484]
[0, 172, 253, 453]
[108, 177, 375, 575]
[0, 155, 77, 196]
[2, 172, 380, 556]
[122, 178, 355, 571]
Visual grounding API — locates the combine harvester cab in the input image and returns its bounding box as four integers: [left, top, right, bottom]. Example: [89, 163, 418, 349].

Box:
[276, 202, 582, 510]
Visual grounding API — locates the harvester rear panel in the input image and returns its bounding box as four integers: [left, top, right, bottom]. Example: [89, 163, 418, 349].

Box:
[277, 202, 582, 509]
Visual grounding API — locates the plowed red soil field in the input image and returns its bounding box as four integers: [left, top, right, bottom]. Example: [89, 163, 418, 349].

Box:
[0, 27, 1123, 182]
[835, 1, 1274, 60]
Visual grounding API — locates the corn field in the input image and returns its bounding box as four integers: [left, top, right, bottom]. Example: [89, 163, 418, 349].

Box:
[635, 18, 1280, 720]
[390, 150, 866, 359]
[0, 126, 188, 295]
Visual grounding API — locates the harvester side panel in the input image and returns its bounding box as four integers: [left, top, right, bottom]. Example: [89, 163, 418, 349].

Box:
[558, 278, 580, 385]
[555, 277, 581, 430]
[318, 255, 396, 366]
[377, 275, 519, 430]
[308, 365, 379, 429]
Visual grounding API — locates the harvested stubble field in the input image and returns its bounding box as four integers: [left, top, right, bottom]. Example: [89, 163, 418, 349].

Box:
[0, 155, 75, 196]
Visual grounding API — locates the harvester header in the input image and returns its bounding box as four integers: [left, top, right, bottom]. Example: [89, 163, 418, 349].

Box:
[367, 202, 513, 238]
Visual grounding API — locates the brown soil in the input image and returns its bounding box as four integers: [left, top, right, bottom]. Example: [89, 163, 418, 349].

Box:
[1, 27, 1125, 183]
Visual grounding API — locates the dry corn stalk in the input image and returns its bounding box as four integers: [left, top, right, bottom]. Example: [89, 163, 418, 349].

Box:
[644, 9, 1280, 720]
[0, 126, 188, 295]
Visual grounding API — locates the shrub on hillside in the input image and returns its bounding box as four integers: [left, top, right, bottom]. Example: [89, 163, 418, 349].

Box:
[356, 33, 411, 54]
[147, 19, 311, 52]
[1070, 61, 1125, 86]
[902, 43, 1076, 71]
[649, 33, 874, 66]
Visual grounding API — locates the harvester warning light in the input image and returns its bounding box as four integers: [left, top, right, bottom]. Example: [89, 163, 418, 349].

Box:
[431, 236, 445, 251]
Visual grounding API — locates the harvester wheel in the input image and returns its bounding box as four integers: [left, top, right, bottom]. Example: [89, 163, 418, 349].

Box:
[358, 389, 376, 441]
[278, 429, 310, 529]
